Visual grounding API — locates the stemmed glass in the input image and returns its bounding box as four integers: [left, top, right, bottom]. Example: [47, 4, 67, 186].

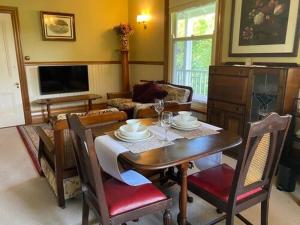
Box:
[154, 99, 164, 124]
[160, 112, 173, 141]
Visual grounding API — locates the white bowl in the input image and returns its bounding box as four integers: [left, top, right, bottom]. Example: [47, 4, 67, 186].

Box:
[174, 115, 197, 127]
[119, 125, 148, 139]
[125, 119, 141, 132]
[178, 111, 193, 121]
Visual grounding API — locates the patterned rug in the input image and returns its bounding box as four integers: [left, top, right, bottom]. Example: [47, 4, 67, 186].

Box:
[17, 124, 50, 175]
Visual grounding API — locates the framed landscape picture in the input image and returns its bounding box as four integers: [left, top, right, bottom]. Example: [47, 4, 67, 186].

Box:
[229, 0, 300, 56]
[40, 11, 76, 41]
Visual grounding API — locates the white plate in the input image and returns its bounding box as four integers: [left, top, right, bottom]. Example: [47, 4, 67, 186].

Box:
[114, 130, 154, 142]
[117, 129, 150, 140]
[171, 121, 201, 131]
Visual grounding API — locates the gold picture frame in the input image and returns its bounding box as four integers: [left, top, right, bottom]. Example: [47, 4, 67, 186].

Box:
[40, 11, 76, 41]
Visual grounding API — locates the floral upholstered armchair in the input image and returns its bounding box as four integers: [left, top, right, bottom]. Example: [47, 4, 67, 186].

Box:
[107, 81, 193, 118]
[35, 108, 125, 208]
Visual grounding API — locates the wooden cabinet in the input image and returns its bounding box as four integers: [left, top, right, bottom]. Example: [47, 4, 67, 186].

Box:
[207, 65, 300, 157]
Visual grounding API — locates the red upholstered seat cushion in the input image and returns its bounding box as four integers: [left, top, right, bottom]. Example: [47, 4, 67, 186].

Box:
[104, 178, 167, 216]
[188, 164, 262, 202]
[133, 82, 168, 103]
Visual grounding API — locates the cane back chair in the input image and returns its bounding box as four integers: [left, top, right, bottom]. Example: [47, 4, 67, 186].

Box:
[187, 112, 292, 225]
[67, 114, 173, 225]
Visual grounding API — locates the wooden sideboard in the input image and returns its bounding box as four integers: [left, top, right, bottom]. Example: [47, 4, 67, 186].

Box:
[207, 65, 300, 156]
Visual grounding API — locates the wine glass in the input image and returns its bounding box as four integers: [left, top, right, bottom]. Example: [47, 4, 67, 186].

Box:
[154, 99, 164, 124]
[160, 111, 173, 141]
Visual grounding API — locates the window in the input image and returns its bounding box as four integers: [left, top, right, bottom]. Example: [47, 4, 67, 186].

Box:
[171, 3, 216, 103]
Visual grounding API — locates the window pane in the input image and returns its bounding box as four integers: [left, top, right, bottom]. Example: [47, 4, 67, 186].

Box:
[174, 41, 185, 70]
[174, 3, 216, 38]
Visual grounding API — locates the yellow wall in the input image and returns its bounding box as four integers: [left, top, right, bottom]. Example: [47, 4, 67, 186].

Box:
[0, 0, 128, 62]
[128, 0, 165, 61]
[221, 0, 300, 64]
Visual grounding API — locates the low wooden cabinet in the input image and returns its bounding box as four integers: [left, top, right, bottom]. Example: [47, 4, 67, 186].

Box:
[207, 65, 300, 157]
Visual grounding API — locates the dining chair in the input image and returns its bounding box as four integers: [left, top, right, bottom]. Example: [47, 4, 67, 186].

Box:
[187, 112, 291, 225]
[67, 114, 173, 225]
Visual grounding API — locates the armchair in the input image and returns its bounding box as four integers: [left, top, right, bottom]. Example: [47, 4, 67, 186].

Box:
[36, 108, 126, 208]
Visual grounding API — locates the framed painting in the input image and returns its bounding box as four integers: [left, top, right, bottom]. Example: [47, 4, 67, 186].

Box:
[229, 0, 300, 56]
[40, 11, 76, 41]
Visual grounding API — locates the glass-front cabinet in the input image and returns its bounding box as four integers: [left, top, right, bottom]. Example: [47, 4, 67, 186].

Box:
[249, 69, 285, 122]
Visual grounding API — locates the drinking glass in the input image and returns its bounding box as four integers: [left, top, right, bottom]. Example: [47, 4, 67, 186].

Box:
[154, 99, 164, 124]
[160, 111, 173, 141]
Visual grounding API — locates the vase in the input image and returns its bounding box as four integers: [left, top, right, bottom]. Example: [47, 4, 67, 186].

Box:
[120, 35, 129, 51]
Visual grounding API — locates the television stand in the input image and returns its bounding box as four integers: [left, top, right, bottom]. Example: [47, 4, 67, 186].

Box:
[34, 94, 102, 121]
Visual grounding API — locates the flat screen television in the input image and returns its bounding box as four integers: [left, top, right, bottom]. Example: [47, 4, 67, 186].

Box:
[38, 65, 89, 95]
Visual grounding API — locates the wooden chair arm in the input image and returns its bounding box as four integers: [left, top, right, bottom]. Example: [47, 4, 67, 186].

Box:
[107, 91, 132, 99]
[35, 126, 55, 153]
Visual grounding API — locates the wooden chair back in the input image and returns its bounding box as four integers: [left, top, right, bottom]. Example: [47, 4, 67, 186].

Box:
[67, 114, 111, 224]
[229, 112, 291, 205]
[136, 102, 191, 119]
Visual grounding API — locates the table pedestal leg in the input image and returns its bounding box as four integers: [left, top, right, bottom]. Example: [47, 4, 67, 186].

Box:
[177, 162, 191, 225]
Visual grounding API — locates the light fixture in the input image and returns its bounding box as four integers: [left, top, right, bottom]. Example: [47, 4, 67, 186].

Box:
[137, 13, 151, 29]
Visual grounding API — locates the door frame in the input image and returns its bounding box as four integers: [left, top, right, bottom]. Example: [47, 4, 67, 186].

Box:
[0, 6, 31, 124]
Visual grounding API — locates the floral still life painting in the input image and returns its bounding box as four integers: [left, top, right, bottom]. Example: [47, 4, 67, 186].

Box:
[239, 0, 290, 45]
[230, 0, 299, 56]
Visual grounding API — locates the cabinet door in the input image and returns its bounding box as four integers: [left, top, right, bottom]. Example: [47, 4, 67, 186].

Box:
[224, 112, 245, 136]
[207, 108, 225, 129]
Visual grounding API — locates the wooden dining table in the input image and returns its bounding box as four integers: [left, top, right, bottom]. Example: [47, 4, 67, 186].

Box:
[92, 118, 242, 225]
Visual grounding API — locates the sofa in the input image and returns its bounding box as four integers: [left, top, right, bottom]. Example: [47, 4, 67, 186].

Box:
[35, 108, 125, 208]
[107, 81, 193, 118]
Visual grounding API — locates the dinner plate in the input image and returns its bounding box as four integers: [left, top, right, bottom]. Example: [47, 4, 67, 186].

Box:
[119, 125, 148, 138]
[114, 130, 154, 142]
[173, 115, 198, 127]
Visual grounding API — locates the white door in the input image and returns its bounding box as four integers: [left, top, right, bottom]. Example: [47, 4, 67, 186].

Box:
[0, 13, 25, 127]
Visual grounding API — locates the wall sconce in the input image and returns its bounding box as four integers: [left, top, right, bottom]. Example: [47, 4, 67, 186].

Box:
[137, 13, 151, 29]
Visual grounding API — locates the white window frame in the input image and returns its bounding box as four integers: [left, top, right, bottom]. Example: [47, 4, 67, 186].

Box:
[169, 1, 216, 105]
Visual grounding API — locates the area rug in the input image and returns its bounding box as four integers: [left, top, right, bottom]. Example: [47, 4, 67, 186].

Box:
[17, 124, 50, 175]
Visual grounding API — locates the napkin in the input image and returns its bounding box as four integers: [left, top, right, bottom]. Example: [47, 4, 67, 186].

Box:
[94, 135, 151, 186]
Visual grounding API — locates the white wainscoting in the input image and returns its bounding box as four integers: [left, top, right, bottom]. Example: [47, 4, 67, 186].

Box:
[25, 64, 122, 116]
[129, 64, 164, 86]
[25, 63, 164, 117]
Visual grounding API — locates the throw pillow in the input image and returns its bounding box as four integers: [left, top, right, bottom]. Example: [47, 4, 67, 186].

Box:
[136, 83, 168, 103]
[132, 82, 154, 102]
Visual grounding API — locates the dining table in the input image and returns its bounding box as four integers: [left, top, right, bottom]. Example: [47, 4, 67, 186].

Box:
[92, 118, 242, 225]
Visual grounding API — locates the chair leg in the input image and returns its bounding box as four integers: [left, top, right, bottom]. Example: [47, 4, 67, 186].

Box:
[226, 212, 234, 225]
[56, 177, 65, 208]
[82, 195, 89, 225]
[261, 200, 269, 225]
[163, 208, 172, 225]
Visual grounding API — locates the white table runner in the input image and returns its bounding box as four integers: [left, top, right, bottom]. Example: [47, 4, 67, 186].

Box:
[94, 122, 223, 186]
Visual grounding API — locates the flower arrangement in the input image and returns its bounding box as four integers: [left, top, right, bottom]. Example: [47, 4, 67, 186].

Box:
[114, 23, 134, 51]
[114, 23, 134, 36]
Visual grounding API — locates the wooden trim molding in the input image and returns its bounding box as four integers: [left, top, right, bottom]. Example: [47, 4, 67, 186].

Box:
[164, 0, 170, 81]
[214, 0, 225, 65]
[129, 61, 164, 65]
[24, 60, 121, 66]
[0, 6, 31, 124]
[24, 60, 166, 66]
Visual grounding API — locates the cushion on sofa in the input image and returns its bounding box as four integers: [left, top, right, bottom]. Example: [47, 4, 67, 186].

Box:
[132, 82, 154, 102]
[135, 83, 168, 103]
[107, 98, 137, 110]
[56, 108, 119, 121]
[160, 84, 191, 103]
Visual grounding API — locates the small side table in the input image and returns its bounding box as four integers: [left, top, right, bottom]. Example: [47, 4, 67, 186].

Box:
[33, 94, 102, 121]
